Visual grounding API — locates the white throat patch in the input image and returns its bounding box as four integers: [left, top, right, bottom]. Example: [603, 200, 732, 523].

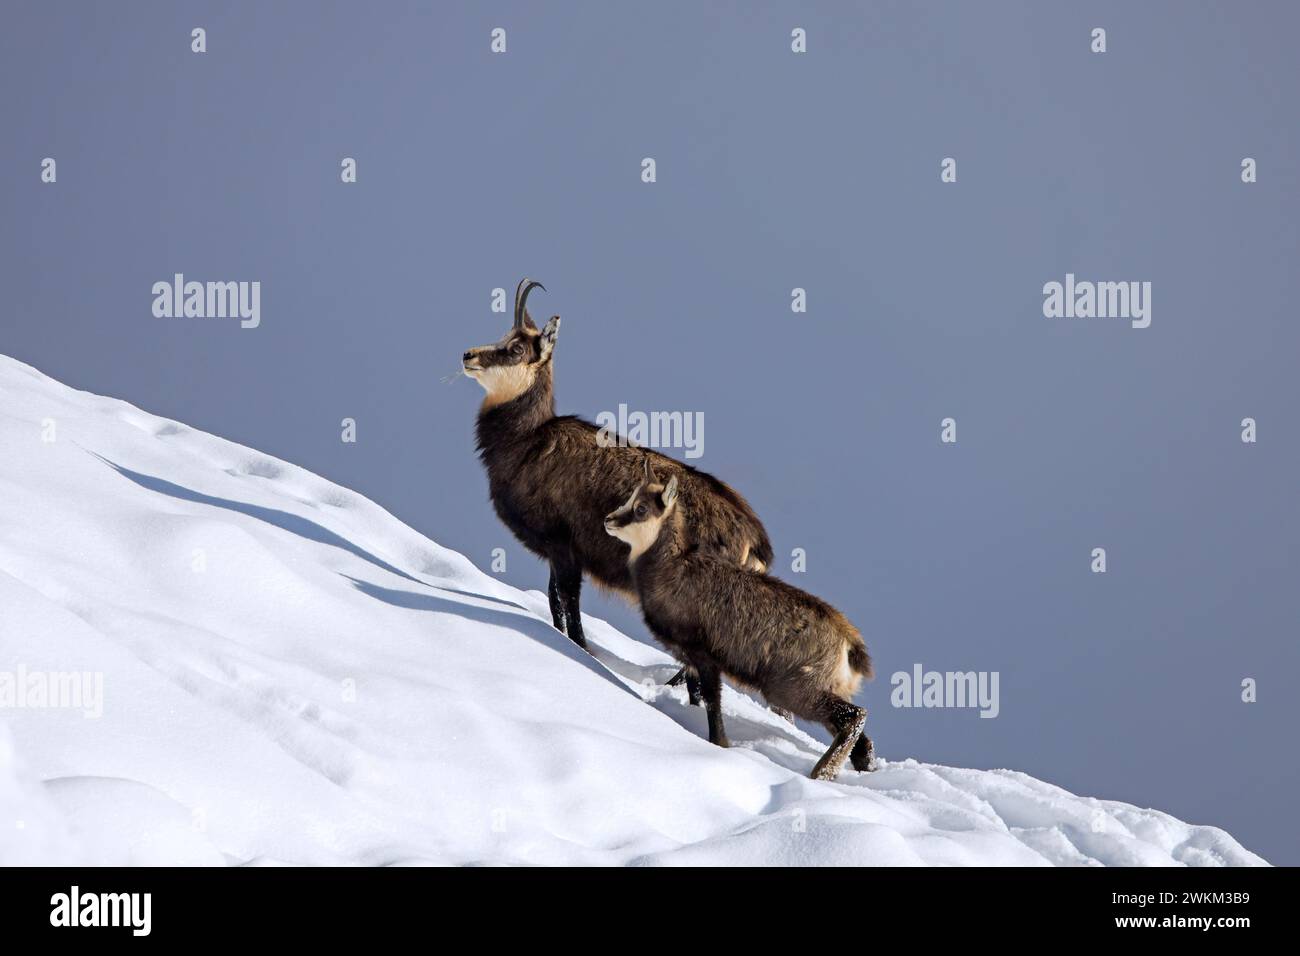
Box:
[469, 362, 538, 409]
[608, 517, 664, 564]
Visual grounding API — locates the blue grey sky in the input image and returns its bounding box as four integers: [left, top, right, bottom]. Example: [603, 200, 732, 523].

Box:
[2, 1, 1296, 863]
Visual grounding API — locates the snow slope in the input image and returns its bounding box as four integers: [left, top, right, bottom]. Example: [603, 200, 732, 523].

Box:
[0, 355, 1266, 866]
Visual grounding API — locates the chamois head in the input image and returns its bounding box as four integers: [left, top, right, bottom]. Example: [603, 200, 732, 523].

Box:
[462, 278, 561, 407]
[604, 457, 679, 560]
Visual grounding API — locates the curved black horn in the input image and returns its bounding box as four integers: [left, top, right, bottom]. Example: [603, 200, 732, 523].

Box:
[514, 278, 546, 330]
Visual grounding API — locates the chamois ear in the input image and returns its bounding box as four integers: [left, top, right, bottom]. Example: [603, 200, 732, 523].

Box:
[662, 475, 678, 510]
[539, 316, 560, 361]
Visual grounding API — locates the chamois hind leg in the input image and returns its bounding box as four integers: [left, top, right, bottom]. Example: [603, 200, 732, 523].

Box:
[666, 666, 702, 706]
[546, 567, 567, 634]
[693, 657, 729, 748]
[554, 556, 587, 650]
[809, 694, 867, 781]
[850, 730, 877, 773]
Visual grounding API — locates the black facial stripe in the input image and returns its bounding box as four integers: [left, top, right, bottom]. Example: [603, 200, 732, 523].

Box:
[496, 334, 538, 364]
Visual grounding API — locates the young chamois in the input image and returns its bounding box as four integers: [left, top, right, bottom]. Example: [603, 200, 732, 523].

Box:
[462, 279, 772, 680]
[605, 459, 876, 780]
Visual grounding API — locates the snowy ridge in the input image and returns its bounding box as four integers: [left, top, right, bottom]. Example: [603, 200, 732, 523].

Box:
[0, 355, 1266, 866]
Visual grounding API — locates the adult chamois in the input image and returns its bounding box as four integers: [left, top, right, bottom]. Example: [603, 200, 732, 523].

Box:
[605, 458, 876, 780]
[462, 279, 772, 670]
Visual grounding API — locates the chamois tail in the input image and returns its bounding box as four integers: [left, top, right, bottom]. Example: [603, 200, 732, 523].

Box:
[847, 639, 873, 681]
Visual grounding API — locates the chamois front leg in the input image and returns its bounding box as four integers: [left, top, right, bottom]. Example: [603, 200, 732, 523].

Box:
[546, 567, 567, 634]
[553, 556, 587, 650]
[684, 669, 702, 707]
[666, 666, 703, 706]
[693, 657, 729, 748]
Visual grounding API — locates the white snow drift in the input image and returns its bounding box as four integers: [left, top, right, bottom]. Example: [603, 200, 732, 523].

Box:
[0, 355, 1266, 866]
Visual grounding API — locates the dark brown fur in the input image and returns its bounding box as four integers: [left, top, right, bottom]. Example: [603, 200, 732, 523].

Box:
[464, 281, 772, 656]
[606, 464, 875, 780]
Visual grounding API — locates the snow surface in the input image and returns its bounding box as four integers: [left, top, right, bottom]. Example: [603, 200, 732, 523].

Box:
[0, 355, 1266, 866]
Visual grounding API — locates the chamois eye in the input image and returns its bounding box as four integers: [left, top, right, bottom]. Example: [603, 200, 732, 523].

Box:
[635, 504, 647, 519]
[509, 341, 525, 357]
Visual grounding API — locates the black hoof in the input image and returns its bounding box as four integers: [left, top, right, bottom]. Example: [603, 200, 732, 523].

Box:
[851, 739, 877, 773]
